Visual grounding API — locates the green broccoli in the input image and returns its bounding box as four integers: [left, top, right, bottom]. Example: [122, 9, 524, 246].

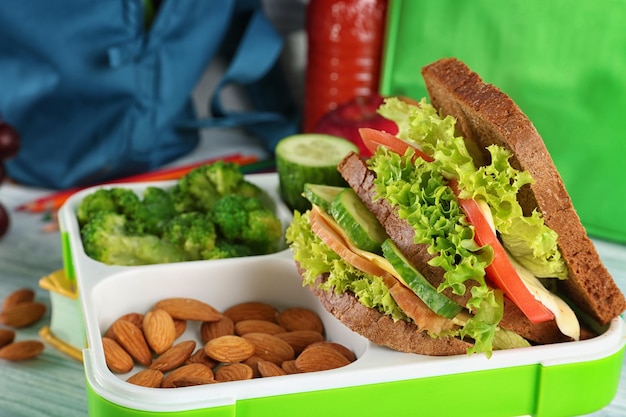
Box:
[76, 160, 284, 265]
[202, 239, 254, 260]
[212, 194, 283, 255]
[162, 212, 217, 261]
[127, 186, 177, 236]
[76, 188, 140, 226]
[170, 161, 245, 213]
[205, 160, 246, 195]
[234, 180, 276, 210]
[81, 211, 188, 266]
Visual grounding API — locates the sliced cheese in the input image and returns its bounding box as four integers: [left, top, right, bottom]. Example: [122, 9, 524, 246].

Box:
[508, 253, 580, 340]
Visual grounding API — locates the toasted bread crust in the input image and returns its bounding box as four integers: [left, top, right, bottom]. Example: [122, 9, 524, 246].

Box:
[421, 58, 626, 324]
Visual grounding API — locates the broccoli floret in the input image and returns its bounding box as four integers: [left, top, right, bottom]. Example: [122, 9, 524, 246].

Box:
[76, 188, 140, 226]
[202, 239, 254, 260]
[205, 161, 246, 195]
[127, 186, 177, 236]
[233, 178, 262, 198]
[81, 211, 188, 266]
[212, 194, 283, 255]
[162, 212, 217, 261]
[233, 180, 276, 209]
[170, 161, 246, 213]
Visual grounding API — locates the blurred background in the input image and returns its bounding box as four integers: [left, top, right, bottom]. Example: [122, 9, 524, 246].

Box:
[221, 0, 626, 244]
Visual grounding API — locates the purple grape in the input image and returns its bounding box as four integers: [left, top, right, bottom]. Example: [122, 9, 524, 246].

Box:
[0, 203, 8, 237]
[0, 122, 21, 160]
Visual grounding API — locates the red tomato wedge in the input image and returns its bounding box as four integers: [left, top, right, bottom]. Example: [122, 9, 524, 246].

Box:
[449, 180, 554, 324]
[358, 128, 433, 162]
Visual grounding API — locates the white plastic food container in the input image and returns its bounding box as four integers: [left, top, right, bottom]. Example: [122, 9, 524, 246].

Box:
[57, 173, 626, 417]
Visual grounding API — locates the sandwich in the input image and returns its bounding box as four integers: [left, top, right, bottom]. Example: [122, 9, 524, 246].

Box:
[285, 57, 626, 356]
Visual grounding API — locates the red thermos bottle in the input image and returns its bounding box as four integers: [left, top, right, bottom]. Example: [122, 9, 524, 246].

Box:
[303, 0, 388, 133]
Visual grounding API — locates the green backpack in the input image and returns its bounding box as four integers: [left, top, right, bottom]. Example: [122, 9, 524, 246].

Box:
[381, 0, 626, 244]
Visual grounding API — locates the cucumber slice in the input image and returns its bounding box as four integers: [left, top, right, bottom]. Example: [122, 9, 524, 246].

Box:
[275, 134, 358, 212]
[303, 183, 346, 211]
[330, 188, 387, 254]
[381, 239, 462, 319]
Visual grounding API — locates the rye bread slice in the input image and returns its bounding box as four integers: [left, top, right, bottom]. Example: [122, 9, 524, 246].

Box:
[337, 152, 571, 344]
[421, 58, 626, 325]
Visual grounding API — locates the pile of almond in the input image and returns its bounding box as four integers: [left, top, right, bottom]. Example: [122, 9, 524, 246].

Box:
[103, 297, 356, 388]
[0, 288, 46, 361]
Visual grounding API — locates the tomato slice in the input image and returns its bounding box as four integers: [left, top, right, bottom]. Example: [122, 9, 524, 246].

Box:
[449, 180, 554, 324]
[358, 128, 433, 162]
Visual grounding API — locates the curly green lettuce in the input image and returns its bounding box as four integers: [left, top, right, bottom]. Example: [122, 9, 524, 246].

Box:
[286, 211, 406, 321]
[378, 97, 567, 279]
[368, 147, 502, 354]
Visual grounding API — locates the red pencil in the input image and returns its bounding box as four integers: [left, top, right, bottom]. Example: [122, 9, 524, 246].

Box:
[16, 154, 259, 213]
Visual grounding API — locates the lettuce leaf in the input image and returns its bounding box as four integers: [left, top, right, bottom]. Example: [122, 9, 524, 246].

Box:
[458, 145, 568, 279]
[285, 211, 406, 321]
[378, 97, 567, 279]
[368, 148, 491, 295]
[368, 146, 500, 355]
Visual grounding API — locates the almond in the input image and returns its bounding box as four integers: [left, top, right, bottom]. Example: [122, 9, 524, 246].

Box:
[105, 313, 144, 339]
[214, 362, 254, 382]
[281, 359, 300, 375]
[243, 355, 263, 378]
[204, 335, 255, 363]
[2, 288, 35, 310]
[173, 319, 187, 338]
[235, 319, 286, 336]
[119, 312, 145, 328]
[171, 376, 217, 388]
[186, 348, 218, 369]
[309, 341, 356, 362]
[150, 340, 196, 372]
[223, 302, 278, 323]
[111, 319, 152, 366]
[143, 309, 176, 354]
[275, 330, 324, 355]
[155, 298, 222, 322]
[257, 359, 287, 377]
[200, 315, 234, 344]
[0, 340, 44, 361]
[277, 308, 324, 334]
[0, 328, 15, 348]
[295, 343, 351, 373]
[161, 363, 214, 388]
[102, 337, 134, 373]
[242, 332, 294, 365]
[126, 369, 163, 388]
[0, 301, 47, 328]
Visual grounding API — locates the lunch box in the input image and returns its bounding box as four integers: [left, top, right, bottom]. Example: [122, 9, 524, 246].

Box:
[55, 173, 625, 417]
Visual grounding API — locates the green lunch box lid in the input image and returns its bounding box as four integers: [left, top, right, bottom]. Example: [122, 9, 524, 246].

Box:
[380, 0, 626, 244]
